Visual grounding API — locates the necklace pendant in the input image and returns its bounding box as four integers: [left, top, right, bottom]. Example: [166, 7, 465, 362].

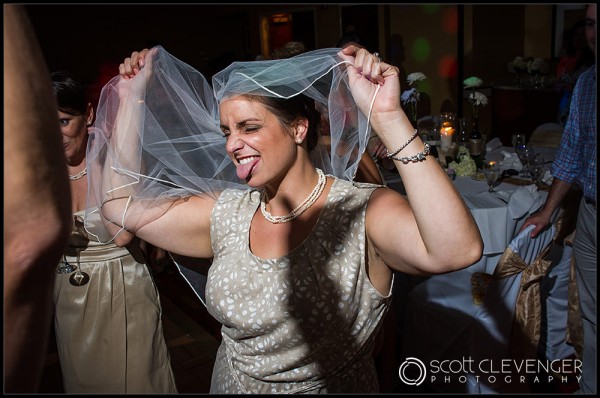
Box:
[69, 271, 90, 286]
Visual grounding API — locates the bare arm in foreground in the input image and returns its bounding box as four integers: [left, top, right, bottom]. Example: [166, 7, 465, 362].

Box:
[4, 4, 72, 392]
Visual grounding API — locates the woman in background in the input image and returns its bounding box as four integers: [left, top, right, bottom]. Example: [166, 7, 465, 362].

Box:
[51, 71, 177, 393]
[555, 19, 595, 125]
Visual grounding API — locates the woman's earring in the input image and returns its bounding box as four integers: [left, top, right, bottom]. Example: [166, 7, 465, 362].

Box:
[296, 138, 303, 144]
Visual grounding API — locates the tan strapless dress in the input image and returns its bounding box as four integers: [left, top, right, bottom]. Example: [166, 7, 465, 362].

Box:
[53, 210, 177, 393]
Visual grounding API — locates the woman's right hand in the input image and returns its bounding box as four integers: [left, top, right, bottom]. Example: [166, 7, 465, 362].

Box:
[116, 48, 155, 100]
[119, 48, 150, 79]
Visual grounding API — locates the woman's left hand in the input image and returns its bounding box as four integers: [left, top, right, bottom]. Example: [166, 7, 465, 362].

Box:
[338, 46, 402, 121]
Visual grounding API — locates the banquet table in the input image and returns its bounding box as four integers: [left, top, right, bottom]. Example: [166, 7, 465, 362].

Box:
[451, 175, 547, 271]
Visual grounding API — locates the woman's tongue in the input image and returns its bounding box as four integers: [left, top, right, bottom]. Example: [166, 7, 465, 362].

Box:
[236, 157, 260, 180]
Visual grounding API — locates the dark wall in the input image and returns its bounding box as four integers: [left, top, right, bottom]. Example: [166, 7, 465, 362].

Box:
[469, 5, 525, 85]
[25, 4, 255, 89]
[24, 3, 345, 102]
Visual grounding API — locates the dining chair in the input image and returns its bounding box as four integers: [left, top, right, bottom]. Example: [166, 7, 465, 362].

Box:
[528, 122, 563, 149]
[528, 122, 563, 162]
[400, 223, 556, 393]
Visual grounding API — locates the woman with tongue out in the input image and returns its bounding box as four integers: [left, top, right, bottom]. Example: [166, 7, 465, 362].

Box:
[87, 44, 482, 393]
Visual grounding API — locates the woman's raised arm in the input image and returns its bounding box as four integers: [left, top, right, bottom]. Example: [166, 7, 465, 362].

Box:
[340, 45, 482, 275]
[87, 47, 217, 258]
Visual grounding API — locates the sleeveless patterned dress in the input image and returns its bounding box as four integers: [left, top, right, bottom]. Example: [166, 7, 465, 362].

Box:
[206, 177, 392, 393]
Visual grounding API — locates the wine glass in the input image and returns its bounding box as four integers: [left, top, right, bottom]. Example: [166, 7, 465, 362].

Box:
[512, 132, 526, 151]
[515, 145, 535, 178]
[482, 160, 500, 192]
[529, 154, 546, 185]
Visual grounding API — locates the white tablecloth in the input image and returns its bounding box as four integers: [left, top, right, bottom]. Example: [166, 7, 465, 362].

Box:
[453, 176, 546, 257]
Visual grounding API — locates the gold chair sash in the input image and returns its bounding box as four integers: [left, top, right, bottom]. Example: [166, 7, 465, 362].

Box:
[493, 245, 552, 360]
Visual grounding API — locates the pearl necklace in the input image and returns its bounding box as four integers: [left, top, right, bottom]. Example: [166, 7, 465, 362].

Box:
[69, 167, 87, 181]
[260, 168, 326, 224]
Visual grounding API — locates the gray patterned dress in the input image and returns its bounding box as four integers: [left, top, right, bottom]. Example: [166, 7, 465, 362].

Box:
[206, 177, 392, 393]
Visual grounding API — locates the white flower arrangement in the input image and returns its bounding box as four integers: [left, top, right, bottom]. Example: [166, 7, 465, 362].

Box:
[507, 55, 549, 76]
[463, 76, 488, 119]
[527, 57, 549, 75]
[448, 146, 477, 176]
[401, 72, 427, 123]
[406, 72, 426, 85]
[507, 56, 527, 73]
[468, 91, 488, 107]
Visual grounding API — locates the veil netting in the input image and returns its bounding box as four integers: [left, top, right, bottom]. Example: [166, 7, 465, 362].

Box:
[84, 46, 374, 243]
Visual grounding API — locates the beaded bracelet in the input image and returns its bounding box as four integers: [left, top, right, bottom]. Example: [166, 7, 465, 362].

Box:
[390, 143, 431, 164]
[385, 129, 419, 159]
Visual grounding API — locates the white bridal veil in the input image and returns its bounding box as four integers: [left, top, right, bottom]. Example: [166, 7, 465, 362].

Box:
[85, 45, 373, 243]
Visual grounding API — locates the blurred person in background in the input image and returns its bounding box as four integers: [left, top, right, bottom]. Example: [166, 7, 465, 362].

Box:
[556, 18, 595, 125]
[4, 4, 71, 392]
[521, 3, 596, 394]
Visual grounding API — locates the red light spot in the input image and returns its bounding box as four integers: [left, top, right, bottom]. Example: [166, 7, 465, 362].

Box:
[439, 56, 457, 79]
[442, 7, 458, 34]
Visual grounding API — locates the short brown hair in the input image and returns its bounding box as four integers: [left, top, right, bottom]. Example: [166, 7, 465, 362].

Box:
[271, 41, 307, 60]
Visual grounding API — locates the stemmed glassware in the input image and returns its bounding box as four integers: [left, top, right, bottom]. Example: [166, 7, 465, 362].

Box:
[512, 132, 526, 151]
[515, 145, 535, 178]
[482, 160, 500, 192]
[529, 154, 546, 186]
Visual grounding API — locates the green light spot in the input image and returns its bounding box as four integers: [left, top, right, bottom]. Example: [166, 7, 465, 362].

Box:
[422, 5, 440, 14]
[412, 38, 430, 63]
[418, 80, 432, 95]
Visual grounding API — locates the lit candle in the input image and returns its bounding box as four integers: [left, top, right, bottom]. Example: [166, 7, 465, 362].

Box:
[441, 126, 455, 149]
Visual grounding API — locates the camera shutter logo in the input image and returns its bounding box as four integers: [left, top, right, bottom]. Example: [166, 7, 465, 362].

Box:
[398, 357, 427, 386]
